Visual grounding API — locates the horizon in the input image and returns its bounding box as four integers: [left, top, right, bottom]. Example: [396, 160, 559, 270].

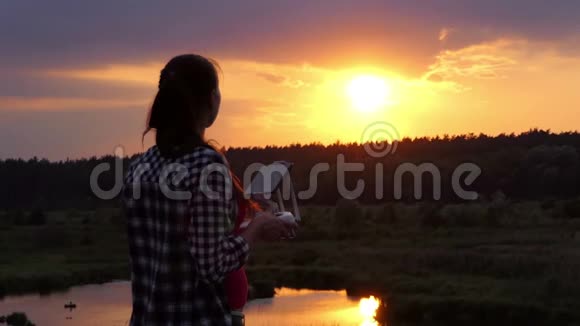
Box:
[1, 127, 575, 162]
[2, 1, 580, 160]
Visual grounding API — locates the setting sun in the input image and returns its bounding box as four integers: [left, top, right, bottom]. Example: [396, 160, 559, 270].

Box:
[347, 75, 390, 113]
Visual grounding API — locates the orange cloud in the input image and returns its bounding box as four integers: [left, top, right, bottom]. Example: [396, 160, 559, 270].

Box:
[12, 40, 580, 157]
[43, 64, 160, 85]
[424, 39, 523, 82]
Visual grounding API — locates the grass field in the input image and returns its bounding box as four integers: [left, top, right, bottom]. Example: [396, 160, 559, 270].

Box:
[0, 208, 129, 295]
[1, 200, 580, 324]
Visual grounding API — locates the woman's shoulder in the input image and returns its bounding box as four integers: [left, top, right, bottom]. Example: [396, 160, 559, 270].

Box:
[127, 145, 228, 175]
[126, 146, 160, 170]
[133, 145, 224, 163]
[182, 145, 227, 166]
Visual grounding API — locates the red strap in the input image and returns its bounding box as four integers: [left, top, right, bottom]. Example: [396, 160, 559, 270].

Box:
[233, 195, 248, 234]
[226, 196, 250, 310]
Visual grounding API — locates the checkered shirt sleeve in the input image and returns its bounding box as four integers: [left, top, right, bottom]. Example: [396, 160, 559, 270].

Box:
[188, 149, 250, 283]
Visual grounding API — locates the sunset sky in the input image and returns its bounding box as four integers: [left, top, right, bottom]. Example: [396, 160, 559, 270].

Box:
[1, 0, 580, 160]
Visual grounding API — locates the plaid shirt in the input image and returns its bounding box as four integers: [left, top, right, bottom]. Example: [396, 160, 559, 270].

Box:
[122, 146, 249, 326]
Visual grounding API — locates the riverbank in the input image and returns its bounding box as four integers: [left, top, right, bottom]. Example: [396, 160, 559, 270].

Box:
[2, 204, 580, 324]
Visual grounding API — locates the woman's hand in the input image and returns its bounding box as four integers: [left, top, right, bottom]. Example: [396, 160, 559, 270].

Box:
[240, 211, 298, 246]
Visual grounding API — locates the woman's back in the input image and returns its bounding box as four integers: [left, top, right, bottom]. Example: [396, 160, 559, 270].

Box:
[123, 145, 239, 326]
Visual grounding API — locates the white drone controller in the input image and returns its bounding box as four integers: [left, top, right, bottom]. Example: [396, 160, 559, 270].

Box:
[275, 211, 297, 224]
[240, 161, 300, 238]
[239, 211, 297, 230]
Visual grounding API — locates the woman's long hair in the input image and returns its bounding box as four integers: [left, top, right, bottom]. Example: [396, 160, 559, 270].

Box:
[144, 54, 257, 212]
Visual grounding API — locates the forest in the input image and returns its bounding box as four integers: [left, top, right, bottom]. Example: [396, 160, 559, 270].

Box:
[1, 129, 580, 211]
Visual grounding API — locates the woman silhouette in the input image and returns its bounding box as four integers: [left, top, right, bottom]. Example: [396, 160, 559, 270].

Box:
[122, 54, 296, 326]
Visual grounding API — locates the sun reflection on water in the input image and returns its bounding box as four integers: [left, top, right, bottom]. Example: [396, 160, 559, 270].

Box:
[358, 295, 380, 326]
[0, 283, 385, 326]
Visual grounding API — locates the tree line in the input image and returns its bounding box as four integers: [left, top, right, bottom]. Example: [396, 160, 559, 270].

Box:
[1, 129, 579, 210]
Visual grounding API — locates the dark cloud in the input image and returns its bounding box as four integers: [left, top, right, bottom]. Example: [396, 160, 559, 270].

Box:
[1, 0, 578, 72]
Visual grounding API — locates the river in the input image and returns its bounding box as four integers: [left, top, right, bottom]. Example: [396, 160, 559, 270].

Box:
[0, 281, 381, 326]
